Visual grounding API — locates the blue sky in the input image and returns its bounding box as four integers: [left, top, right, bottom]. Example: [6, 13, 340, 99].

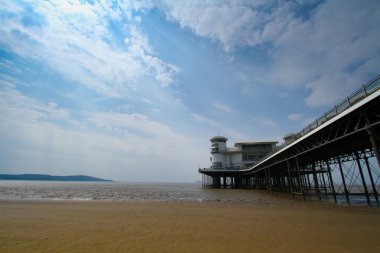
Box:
[0, 0, 379, 182]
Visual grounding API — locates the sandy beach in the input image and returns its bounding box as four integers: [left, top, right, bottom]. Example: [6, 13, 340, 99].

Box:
[0, 200, 379, 253]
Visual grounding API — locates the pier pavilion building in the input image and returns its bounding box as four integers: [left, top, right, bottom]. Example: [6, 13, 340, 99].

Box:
[209, 136, 278, 170]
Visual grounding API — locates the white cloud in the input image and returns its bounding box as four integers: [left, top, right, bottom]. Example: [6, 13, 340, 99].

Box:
[234, 72, 254, 94]
[0, 0, 180, 99]
[212, 102, 234, 113]
[0, 73, 19, 88]
[189, 112, 280, 143]
[0, 81, 204, 182]
[160, 0, 380, 107]
[278, 92, 288, 98]
[252, 115, 279, 129]
[190, 113, 219, 126]
[288, 113, 302, 121]
[174, 98, 187, 110]
[190, 112, 248, 140]
[127, 26, 181, 86]
[266, 0, 380, 106]
[0, 80, 84, 131]
[161, 0, 276, 52]
[0, 59, 22, 74]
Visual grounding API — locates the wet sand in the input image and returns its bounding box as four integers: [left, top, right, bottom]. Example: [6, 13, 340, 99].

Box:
[0, 200, 379, 253]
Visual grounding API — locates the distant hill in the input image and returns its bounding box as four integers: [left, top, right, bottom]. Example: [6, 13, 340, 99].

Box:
[0, 174, 113, 182]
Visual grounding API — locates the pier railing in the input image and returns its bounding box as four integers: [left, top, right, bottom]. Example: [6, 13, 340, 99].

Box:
[255, 74, 380, 165]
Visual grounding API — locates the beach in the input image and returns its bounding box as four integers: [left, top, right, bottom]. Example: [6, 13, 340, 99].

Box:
[1, 199, 379, 253]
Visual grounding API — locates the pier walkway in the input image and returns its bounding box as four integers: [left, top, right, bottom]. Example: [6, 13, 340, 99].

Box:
[199, 75, 380, 206]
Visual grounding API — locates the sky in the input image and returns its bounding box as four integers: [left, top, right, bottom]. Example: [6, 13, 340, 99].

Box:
[0, 0, 379, 182]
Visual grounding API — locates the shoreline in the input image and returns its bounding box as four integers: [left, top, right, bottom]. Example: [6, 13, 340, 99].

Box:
[1, 199, 379, 253]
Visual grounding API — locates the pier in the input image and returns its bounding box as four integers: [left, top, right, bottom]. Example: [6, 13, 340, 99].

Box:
[199, 75, 380, 206]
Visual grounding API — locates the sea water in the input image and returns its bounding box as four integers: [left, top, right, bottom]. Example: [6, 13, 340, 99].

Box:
[1, 180, 374, 206]
[0, 180, 284, 204]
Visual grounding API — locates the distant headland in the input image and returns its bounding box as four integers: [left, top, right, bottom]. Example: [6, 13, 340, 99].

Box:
[0, 174, 113, 182]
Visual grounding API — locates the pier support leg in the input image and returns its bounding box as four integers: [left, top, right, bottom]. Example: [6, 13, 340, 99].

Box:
[212, 177, 220, 188]
[255, 172, 259, 190]
[312, 162, 321, 201]
[235, 176, 241, 189]
[296, 157, 305, 201]
[326, 159, 337, 204]
[337, 157, 350, 204]
[268, 169, 273, 193]
[287, 160, 294, 199]
[367, 127, 380, 168]
[320, 164, 328, 195]
[264, 169, 269, 191]
[355, 152, 371, 206]
[306, 173, 311, 192]
[364, 155, 379, 204]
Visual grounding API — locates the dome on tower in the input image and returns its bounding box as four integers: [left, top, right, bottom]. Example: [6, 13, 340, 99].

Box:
[210, 136, 227, 143]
